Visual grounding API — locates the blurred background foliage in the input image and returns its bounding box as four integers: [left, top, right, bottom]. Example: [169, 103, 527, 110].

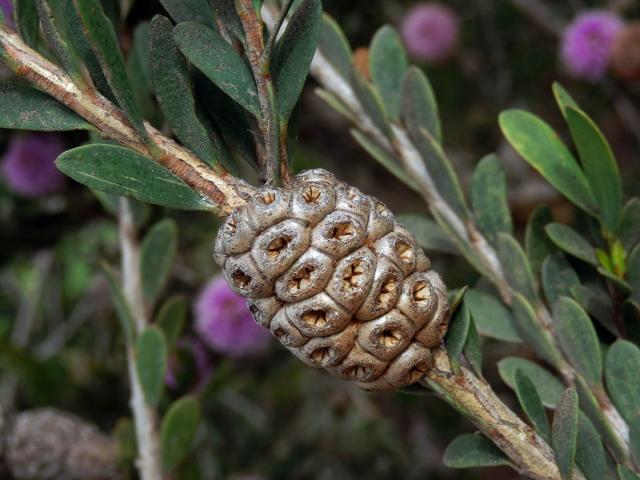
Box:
[0, 0, 639, 479]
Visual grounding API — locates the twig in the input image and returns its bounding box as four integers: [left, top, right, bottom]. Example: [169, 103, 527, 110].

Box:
[119, 198, 163, 480]
[0, 25, 252, 215]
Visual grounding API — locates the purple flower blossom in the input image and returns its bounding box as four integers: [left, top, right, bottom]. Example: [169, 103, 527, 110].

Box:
[1, 134, 66, 197]
[560, 11, 623, 82]
[166, 337, 213, 392]
[401, 3, 459, 63]
[0, 0, 13, 28]
[195, 277, 271, 358]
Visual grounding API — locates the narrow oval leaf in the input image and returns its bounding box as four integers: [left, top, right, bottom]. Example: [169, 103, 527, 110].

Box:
[497, 233, 539, 306]
[464, 288, 521, 343]
[14, 0, 39, 48]
[161, 395, 201, 471]
[396, 213, 457, 255]
[542, 253, 580, 305]
[174, 22, 260, 118]
[552, 387, 579, 480]
[471, 154, 512, 245]
[553, 297, 602, 386]
[369, 25, 407, 119]
[158, 0, 216, 27]
[72, 0, 146, 137]
[351, 71, 392, 138]
[576, 413, 607, 480]
[135, 326, 167, 407]
[141, 219, 178, 304]
[618, 465, 640, 480]
[512, 292, 562, 366]
[499, 357, 565, 408]
[272, 0, 322, 123]
[56, 144, 214, 211]
[156, 295, 187, 348]
[620, 198, 640, 251]
[605, 340, 640, 423]
[630, 418, 640, 467]
[0, 82, 91, 130]
[565, 106, 622, 233]
[100, 263, 135, 344]
[463, 316, 483, 378]
[150, 15, 221, 167]
[545, 223, 597, 265]
[525, 205, 556, 276]
[552, 82, 579, 119]
[445, 301, 470, 361]
[499, 109, 596, 215]
[515, 368, 551, 440]
[443, 433, 510, 468]
[401, 66, 441, 144]
[318, 14, 352, 79]
[571, 284, 618, 335]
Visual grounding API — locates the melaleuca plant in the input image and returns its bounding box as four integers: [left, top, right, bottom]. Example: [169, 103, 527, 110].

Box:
[0, 1, 638, 480]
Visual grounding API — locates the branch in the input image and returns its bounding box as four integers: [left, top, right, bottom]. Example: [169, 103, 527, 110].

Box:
[0, 25, 252, 216]
[119, 198, 163, 480]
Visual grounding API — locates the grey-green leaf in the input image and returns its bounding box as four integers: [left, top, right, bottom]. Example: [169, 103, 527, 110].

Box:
[630, 418, 640, 467]
[140, 219, 178, 304]
[499, 109, 597, 215]
[156, 295, 186, 349]
[576, 413, 607, 480]
[396, 213, 457, 255]
[618, 465, 640, 480]
[552, 387, 579, 480]
[497, 233, 539, 306]
[545, 223, 597, 265]
[463, 316, 483, 378]
[0, 82, 91, 130]
[161, 395, 201, 471]
[445, 301, 470, 361]
[553, 297, 602, 386]
[369, 25, 407, 119]
[525, 205, 556, 276]
[498, 357, 564, 408]
[318, 14, 352, 79]
[620, 198, 640, 252]
[464, 288, 521, 342]
[158, 0, 216, 27]
[135, 326, 167, 407]
[511, 292, 562, 366]
[401, 66, 441, 143]
[443, 433, 511, 468]
[56, 144, 214, 211]
[605, 340, 640, 423]
[471, 154, 512, 245]
[174, 22, 260, 118]
[565, 105, 622, 233]
[101, 263, 135, 344]
[351, 71, 391, 138]
[272, 0, 322, 123]
[14, 0, 39, 48]
[542, 253, 580, 305]
[515, 368, 551, 440]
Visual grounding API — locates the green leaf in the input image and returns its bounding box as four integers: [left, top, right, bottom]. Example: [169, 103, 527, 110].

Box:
[497, 233, 539, 306]
[500, 358, 565, 408]
[318, 13, 352, 79]
[576, 413, 607, 480]
[552, 387, 579, 480]
[140, 219, 178, 304]
[411, 128, 470, 220]
[515, 368, 551, 440]
[511, 292, 562, 366]
[463, 316, 482, 378]
[351, 71, 391, 138]
[350, 130, 420, 193]
[210, 0, 245, 44]
[620, 198, 640, 251]
[369, 25, 407, 119]
[272, 0, 322, 123]
[156, 295, 187, 348]
[499, 109, 596, 215]
[445, 300, 470, 361]
[127, 22, 159, 125]
[471, 154, 512, 245]
[545, 223, 597, 265]
[401, 66, 441, 144]
[396, 213, 457, 255]
[618, 465, 640, 480]
[629, 246, 640, 300]
[571, 284, 618, 335]
[464, 288, 521, 342]
[552, 82, 579, 119]
[630, 418, 640, 467]
[14, 0, 39, 48]
[161, 395, 201, 471]
[100, 263, 135, 344]
[135, 326, 167, 407]
[158, 0, 216, 27]
[174, 22, 260, 118]
[542, 253, 580, 305]
[553, 297, 602, 386]
[0, 82, 92, 130]
[565, 106, 622, 233]
[605, 340, 640, 423]
[525, 205, 556, 276]
[150, 15, 221, 167]
[72, 0, 146, 137]
[443, 433, 510, 468]
[56, 144, 214, 211]
[448, 286, 468, 315]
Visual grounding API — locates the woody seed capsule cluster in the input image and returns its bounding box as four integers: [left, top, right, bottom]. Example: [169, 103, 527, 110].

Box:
[214, 169, 450, 390]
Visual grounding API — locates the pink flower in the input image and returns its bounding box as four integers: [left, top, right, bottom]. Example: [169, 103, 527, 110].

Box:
[0, 0, 14, 28]
[401, 3, 459, 63]
[194, 277, 271, 358]
[560, 11, 624, 82]
[1, 134, 66, 197]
